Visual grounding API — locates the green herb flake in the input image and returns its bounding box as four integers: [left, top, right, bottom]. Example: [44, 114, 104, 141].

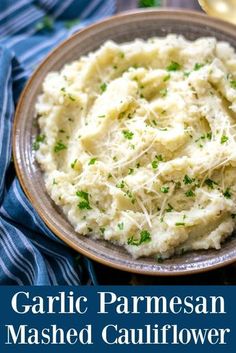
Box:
[32, 134, 45, 151]
[88, 157, 97, 165]
[100, 227, 105, 236]
[152, 120, 157, 126]
[160, 186, 169, 194]
[156, 255, 164, 263]
[204, 178, 217, 189]
[128, 168, 134, 175]
[185, 189, 195, 197]
[76, 190, 92, 210]
[127, 230, 151, 246]
[68, 94, 76, 101]
[194, 63, 204, 71]
[175, 222, 185, 226]
[54, 140, 67, 153]
[155, 154, 163, 161]
[160, 88, 168, 97]
[163, 74, 170, 82]
[71, 159, 77, 169]
[151, 160, 158, 169]
[122, 130, 134, 140]
[118, 222, 124, 230]
[166, 203, 173, 212]
[64, 18, 80, 29]
[100, 82, 107, 93]
[221, 135, 228, 144]
[166, 61, 181, 72]
[108, 173, 113, 179]
[183, 175, 193, 185]
[35, 16, 54, 32]
[98, 115, 105, 118]
[223, 188, 232, 199]
[138, 0, 157, 7]
[230, 80, 236, 89]
[184, 71, 190, 77]
[116, 180, 125, 189]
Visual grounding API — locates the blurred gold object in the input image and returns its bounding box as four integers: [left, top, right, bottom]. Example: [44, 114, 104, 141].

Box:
[198, 0, 236, 25]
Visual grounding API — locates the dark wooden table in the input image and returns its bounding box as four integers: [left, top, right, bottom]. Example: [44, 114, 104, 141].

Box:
[92, 0, 236, 285]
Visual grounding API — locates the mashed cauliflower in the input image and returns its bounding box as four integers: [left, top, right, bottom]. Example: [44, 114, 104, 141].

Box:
[35, 35, 236, 259]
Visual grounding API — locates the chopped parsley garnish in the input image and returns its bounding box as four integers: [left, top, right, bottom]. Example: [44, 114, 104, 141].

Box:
[119, 52, 125, 58]
[68, 94, 76, 101]
[160, 88, 168, 97]
[206, 132, 212, 140]
[76, 190, 92, 210]
[230, 80, 236, 89]
[175, 222, 185, 226]
[138, 0, 157, 7]
[64, 18, 80, 29]
[122, 130, 134, 140]
[183, 175, 193, 185]
[118, 222, 124, 230]
[88, 157, 97, 165]
[71, 159, 77, 169]
[163, 74, 171, 82]
[54, 140, 67, 153]
[127, 230, 151, 246]
[59, 129, 65, 133]
[194, 63, 204, 71]
[128, 168, 134, 175]
[204, 178, 217, 189]
[32, 134, 45, 151]
[35, 16, 54, 32]
[100, 227, 105, 236]
[185, 189, 195, 197]
[184, 71, 190, 77]
[52, 179, 57, 185]
[160, 186, 169, 193]
[116, 180, 125, 189]
[136, 162, 141, 168]
[108, 173, 113, 179]
[156, 255, 164, 263]
[155, 154, 163, 161]
[152, 119, 157, 126]
[100, 82, 107, 93]
[175, 181, 181, 189]
[61, 87, 76, 101]
[166, 203, 173, 212]
[221, 135, 228, 144]
[166, 61, 181, 71]
[223, 188, 232, 199]
[125, 189, 136, 204]
[151, 160, 158, 169]
[98, 115, 105, 118]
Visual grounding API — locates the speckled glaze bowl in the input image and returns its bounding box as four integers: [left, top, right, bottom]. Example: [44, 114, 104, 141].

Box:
[13, 9, 236, 275]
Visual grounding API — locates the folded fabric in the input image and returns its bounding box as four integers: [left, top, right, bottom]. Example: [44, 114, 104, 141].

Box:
[0, 0, 116, 285]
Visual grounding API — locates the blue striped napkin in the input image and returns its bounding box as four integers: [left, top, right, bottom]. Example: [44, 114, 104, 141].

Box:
[0, 0, 116, 285]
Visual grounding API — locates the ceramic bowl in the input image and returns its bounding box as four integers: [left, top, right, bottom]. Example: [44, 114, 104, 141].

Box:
[13, 9, 236, 275]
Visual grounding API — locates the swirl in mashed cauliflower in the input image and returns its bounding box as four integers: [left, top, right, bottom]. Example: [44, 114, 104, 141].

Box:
[35, 35, 236, 259]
